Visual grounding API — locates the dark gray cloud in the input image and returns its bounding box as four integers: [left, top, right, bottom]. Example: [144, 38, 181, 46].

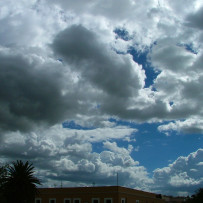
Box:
[186, 7, 203, 30]
[52, 25, 143, 98]
[0, 51, 77, 132]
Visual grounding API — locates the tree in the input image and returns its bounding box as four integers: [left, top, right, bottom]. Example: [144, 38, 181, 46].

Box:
[186, 188, 203, 203]
[0, 164, 8, 203]
[0, 164, 7, 187]
[3, 160, 41, 203]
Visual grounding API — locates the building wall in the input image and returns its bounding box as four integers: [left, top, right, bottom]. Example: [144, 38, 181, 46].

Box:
[35, 186, 165, 203]
[117, 187, 164, 203]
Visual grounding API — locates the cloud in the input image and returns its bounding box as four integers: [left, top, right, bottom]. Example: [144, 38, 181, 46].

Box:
[49, 0, 156, 22]
[165, 0, 201, 16]
[153, 149, 203, 195]
[158, 119, 203, 134]
[103, 141, 134, 156]
[0, 48, 79, 133]
[0, 0, 203, 196]
[0, 124, 150, 190]
[150, 42, 195, 73]
[0, 0, 65, 47]
[149, 38, 203, 128]
[0, 124, 136, 158]
[2, 123, 201, 195]
[1, 0, 202, 129]
[186, 6, 203, 30]
[52, 25, 145, 98]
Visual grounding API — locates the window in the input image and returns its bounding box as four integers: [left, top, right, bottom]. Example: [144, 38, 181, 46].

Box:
[73, 199, 81, 203]
[92, 198, 100, 203]
[104, 198, 113, 203]
[35, 198, 41, 203]
[64, 199, 71, 203]
[121, 198, 126, 203]
[49, 199, 56, 203]
[136, 200, 139, 203]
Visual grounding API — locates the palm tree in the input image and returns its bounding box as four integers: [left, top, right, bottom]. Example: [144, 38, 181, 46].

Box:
[0, 164, 7, 187]
[0, 164, 8, 203]
[3, 160, 41, 203]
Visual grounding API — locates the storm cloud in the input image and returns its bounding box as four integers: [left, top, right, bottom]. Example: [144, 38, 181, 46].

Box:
[0, 50, 77, 132]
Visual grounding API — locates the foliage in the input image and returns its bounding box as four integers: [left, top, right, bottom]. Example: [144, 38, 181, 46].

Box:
[0, 164, 7, 188]
[186, 188, 203, 203]
[0, 164, 8, 203]
[1, 160, 41, 203]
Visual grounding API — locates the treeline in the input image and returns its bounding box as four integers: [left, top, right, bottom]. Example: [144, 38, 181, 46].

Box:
[185, 188, 203, 203]
[0, 160, 41, 203]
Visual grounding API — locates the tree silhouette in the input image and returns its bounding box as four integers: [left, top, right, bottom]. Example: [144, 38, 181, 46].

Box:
[186, 188, 203, 203]
[0, 164, 7, 188]
[3, 160, 41, 203]
[0, 164, 8, 203]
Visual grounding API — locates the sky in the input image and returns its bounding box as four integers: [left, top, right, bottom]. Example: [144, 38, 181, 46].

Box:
[0, 0, 203, 197]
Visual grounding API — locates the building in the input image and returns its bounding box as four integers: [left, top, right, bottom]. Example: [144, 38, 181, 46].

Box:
[35, 186, 165, 203]
[162, 195, 186, 203]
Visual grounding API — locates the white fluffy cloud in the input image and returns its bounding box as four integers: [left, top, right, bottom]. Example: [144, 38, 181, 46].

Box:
[153, 149, 203, 195]
[0, 124, 151, 189]
[158, 119, 203, 134]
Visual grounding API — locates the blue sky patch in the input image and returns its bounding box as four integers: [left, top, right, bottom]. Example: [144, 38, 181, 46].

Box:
[114, 28, 131, 41]
[62, 120, 94, 130]
[128, 47, 160, 87]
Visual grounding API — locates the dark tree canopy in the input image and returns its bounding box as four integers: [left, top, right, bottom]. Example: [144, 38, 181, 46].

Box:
[0, 164, 8, 203]
[0, 164, 7, 188]
[1, 160, 41, 203]
[186, 188, 203, 203]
